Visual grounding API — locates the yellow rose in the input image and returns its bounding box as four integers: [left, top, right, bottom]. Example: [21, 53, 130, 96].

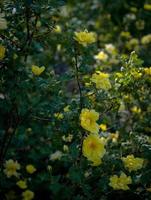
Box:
[31, 65, 45, 76]
[82, 134, 106, 166]
[74, 30, 96, 46]
[22, 190, 34, 200]
[16, 180, 27, 189]
[80, 108, 99, 134]
[91, 71, 111, 90]
[109, 172, 132, 190]
[4, 159, 20, 178]
[26, 164, 36, 174]
[122, 155, 144, 172]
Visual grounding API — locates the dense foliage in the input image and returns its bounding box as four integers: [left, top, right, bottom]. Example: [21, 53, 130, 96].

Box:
[0, 0, 151, 199]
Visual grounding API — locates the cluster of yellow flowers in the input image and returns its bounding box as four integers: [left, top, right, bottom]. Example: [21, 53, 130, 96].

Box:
[0, 45, 6, 60]
[109, 172, 132, 190]
[31, 65, 45, 76]
[122, 155, 144, 172]
[80, 108, 106, 166]
[74, 30, 96, 46]
[91, 71, 111, 90]
[4, 160, 36, 199]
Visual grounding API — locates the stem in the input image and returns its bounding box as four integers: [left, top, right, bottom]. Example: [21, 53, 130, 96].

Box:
[74, 43, 83, 110]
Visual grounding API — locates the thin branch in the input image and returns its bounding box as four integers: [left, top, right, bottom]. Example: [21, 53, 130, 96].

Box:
[74, 43, 83, 110]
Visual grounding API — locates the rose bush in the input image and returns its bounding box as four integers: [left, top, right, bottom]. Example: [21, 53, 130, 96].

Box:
[0, 0, 151, 200]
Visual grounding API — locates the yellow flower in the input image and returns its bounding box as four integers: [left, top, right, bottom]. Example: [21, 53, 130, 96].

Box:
[80, 108, 99, 134]
[16, 180, 27, 189]
[74, 30, 96, 46]
[94, 51, 108, 61]
[4, 159, 20, 178]
[0, 45, 6, 60]
[144, 4, 151, 11]
[22, 190, 34, 200]
[109, 172, 132, 190]
[120, 31, 131, 39]
[91, 71, 111, 90]
[62, 134, 73, 142]
[109, 132, 119, 143]
[131, 106, 141, 114]
[0, 15, 7, 30]
[63, 145, 69, 152]
[26, 165, 36, 174]
[31, 65, 45, 76]
[144, 67, 151, 75]
[100, 124, 107, 132]
[82, 134, 106, 166]
[54, 112, 64, 119]
[141, 34, 151, 45]
[53, 25, 62, 33]
[122, 155, 144, 172]
[105, 44, 116, 54]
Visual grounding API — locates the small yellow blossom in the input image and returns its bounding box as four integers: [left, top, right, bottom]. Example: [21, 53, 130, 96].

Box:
[16, 180, 27, 189]
[50, 150, 62, 161]
[63, 145, 69, 152]
[22, 190, 34, 200]
[54, 112, 64, 119]
[0, 45, 6, 60]
[26, 164, 36, 174]
[100, 124, 107, 132]
[126, 38, 139, 50]
[120, 31, 131, 39]
[80, 108, 99, 134]
[62, 134, 73, 142]
[94, 51, 108, 61]
[122, 155, 144, 172]
[109, 172, 132, 190]
[144, 4, 151, 11]
[31, 65, 45, 76]
[141, 34, 151, 45]
[74, 30, 96, 46]
[47, 165, 52, 172]
[131, 106, 141, 114]
[4, 159, 20, 178]
[109, 132, 119, 143]
[144, 67, 151, 75]
[82, 134, 106, 166]
[91, 71, 111, 90]
[53, 25, 62, 33]
[115, 72, 123, 78]
[105, 44, 116, 54]
[131, 69, 142, 79]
